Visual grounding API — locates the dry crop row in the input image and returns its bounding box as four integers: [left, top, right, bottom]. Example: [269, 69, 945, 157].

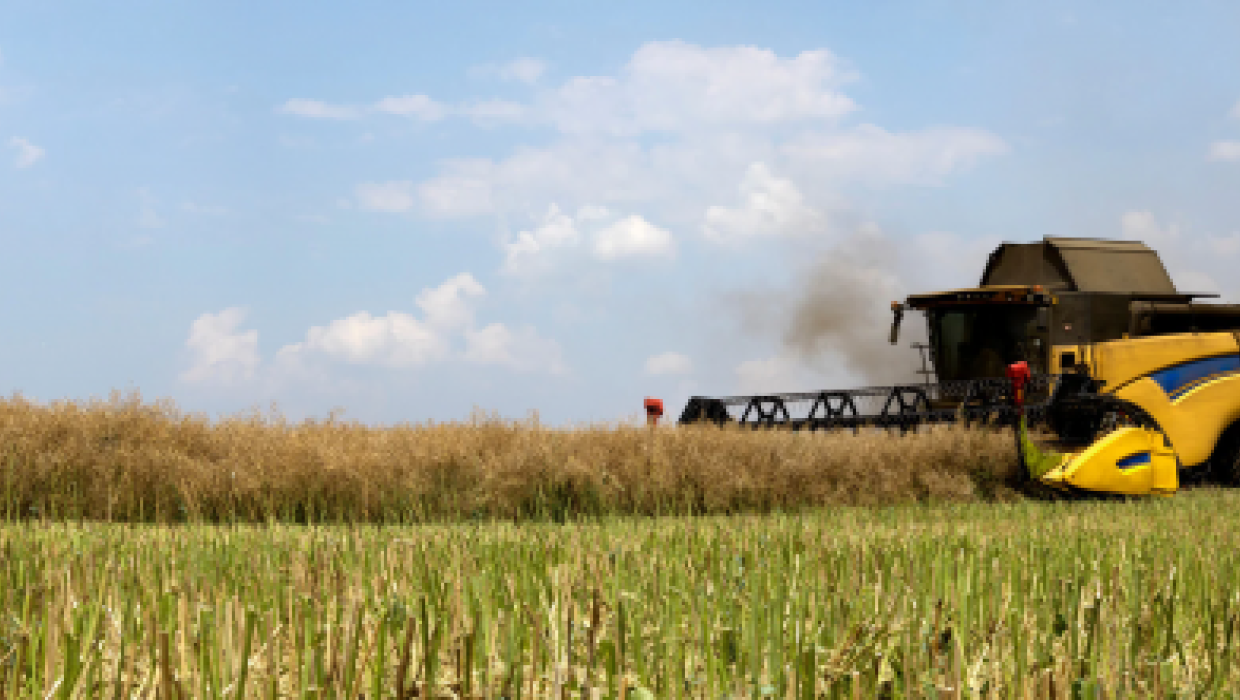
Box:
[0, 393, 1019, 523]
[4, 492, 1240, 697]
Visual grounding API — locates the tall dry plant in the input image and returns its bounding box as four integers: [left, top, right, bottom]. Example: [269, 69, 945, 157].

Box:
[0, 391, 1021, 523]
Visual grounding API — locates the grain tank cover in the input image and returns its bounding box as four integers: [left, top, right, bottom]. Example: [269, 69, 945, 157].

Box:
[981, 237, 1177, 294]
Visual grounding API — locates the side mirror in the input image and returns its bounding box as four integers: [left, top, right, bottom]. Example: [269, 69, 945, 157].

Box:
[889, 302, 905, 345]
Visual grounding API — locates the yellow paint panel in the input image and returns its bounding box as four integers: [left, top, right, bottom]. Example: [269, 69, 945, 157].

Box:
[1041, 427, 1177, 495]
[1093, 332, 1240, 394]
[1115, 374, 1240, 468]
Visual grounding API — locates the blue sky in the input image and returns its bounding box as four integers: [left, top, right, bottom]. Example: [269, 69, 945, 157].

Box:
[2, 1, 1239, 425]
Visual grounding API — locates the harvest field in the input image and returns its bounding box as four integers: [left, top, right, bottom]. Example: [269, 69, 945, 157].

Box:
[6, 395, 1240, 697]
[6, 492, 1240, 697]
[0, 393, 1020, 522]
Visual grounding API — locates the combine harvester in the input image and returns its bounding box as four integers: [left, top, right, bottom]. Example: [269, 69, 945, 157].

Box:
[678, 237, 1240, 496]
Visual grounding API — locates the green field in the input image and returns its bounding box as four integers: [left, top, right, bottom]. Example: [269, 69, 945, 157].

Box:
[5, 490, 1240, 698]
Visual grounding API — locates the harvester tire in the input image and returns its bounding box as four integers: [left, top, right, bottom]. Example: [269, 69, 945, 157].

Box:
[1209, 421, 1240, 486]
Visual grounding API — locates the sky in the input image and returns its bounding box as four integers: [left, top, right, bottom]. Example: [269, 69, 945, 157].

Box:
[2, 0, 1239, 426]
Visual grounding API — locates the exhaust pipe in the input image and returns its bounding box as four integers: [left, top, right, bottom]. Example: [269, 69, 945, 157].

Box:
[889, 302, 905, 345]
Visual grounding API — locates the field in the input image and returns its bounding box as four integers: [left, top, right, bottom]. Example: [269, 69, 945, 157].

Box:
[6, 492, 1240, 697]
[6, 395, 1240, 697]
[0, 393, 1020, 522]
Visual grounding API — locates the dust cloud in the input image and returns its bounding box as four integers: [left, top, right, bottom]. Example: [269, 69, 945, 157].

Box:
[780, 230, 930, 386]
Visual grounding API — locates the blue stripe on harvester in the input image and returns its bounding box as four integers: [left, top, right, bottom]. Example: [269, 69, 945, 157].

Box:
[1116, 452, 1151, 470]
[1149, 355, 1240, 399]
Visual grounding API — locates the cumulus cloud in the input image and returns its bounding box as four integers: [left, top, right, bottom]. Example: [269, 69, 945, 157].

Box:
[355, 181, 416, 213]
[645, 351, 693, 375]
[273, 273, 566, 375]
[9, 137, 43, 168]
[593, 215, 674, 260]
[1209, 141, 1240, 162]
[540, 41, 857, 135]
[783, 125, 1009, 185]
[409, 41, 1005, 229]
[282, 311, 449, 368]
[502, 205, 675, 276]
[704, 162, 828, 242]
[415, 272, 486, 329]
[502, 204, 581, 276]
[181, 308, 260, 383]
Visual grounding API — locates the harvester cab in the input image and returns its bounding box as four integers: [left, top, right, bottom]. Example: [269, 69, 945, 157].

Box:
[680, 236, 1240, 498]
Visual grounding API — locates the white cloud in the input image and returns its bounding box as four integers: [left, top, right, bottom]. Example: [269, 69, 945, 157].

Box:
[501, 204, 580, 276]
[281, 311, 448, 368]
[498, 58, 547, 84]
[1231, 101, 1240, 120]
[181, 308, 260, 384]
[355, 181, 416, 213]
[541, 41, 856, 135]
[276, 275, 483, 369]
[464, 323, 566, 373]
[783, 125, 1009, 185]
[275, 273, 566, 375]
[415, 272, 486, 329]
[1208, 141, 1240, 162]
[644, 351, 693, 375]
[502, 205, 674, 276]
[704, 162, 827, 242]
[373, 94, 447, 121]
[411, 42, 1005, 228]
[279, 98, 360, 120]
[593, 214, 675, 259]
[9, 137, 43, 168]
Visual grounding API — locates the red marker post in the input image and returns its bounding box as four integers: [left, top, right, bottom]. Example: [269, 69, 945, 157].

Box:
[1006, 361, 1030, 411]
[644, 398, 664, 427]
[1006, 360, 1033, 480]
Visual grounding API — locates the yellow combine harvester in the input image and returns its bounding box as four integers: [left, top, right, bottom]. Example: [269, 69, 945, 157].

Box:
[682, 237, 1240, 497]
[1015, 331, 1240, 496]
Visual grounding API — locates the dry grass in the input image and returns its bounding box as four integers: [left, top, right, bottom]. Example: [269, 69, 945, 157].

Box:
[0, 392, 1021, 523]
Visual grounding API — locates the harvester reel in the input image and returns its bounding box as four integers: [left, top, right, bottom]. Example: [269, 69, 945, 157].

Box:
[806, 392, 862, 432]
[740, 396, 792, 428]
[880, 386, 932, 433]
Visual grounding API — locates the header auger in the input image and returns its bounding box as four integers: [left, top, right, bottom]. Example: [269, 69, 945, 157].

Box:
[678, 236, 1240, 497]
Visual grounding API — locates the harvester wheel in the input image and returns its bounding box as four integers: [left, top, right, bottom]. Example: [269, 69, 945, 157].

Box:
[1209, 421, 1240, 486]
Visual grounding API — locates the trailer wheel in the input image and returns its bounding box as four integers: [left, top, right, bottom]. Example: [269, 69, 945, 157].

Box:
[1209, 421, 1240, 486]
